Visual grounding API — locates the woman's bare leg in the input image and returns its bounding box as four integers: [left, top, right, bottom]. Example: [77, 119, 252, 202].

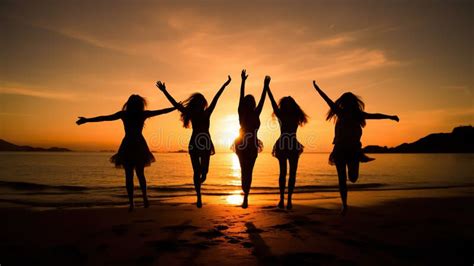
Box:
[347, 160, 360, 183]
[239, 155, 257, 209]
[278, 157, 287, 209]
[335, 161, 348, 215]
[200, 154, 210, 184]
[135, 165, 149, 208]
[124, 165, 135, 211]
[190, 154, 202, 208]
[287, 156, 299, 210]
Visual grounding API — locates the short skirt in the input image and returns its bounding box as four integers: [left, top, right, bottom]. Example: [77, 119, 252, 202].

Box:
[110, 135, 155, 168]
[188, 132, 215, 156]
[272, 135, 304, 159]
[329, 142, 374, 165]
[231, 133, 263, 158]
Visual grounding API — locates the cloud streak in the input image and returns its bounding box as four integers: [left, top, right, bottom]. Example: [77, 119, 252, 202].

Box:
[1, 86, 75, 100]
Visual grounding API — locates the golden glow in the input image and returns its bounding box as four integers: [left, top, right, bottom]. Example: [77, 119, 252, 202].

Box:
[230, 153, 240, 179]
[218, 115, 240, 148]
[225, 191, 243, 205]
[1, 2, 472, 152]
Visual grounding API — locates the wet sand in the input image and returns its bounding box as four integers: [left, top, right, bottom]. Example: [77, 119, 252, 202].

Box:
[0, 188, 473, 265]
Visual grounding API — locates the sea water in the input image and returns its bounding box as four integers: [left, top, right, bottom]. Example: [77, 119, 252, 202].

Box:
[0, 152, 472, 208]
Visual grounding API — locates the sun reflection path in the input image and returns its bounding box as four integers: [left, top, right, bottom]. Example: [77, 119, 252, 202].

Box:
[226, 192, 244, 205]
[225, 153, 243, 205]
[231, 153, 240, 178]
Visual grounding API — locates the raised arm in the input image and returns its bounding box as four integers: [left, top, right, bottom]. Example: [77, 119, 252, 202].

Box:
[312, 80, 339, 113]
[255, 76, 269, 115]
[265, 76, 280, 117]
[145, 107, 177, 118]
[207, 75, 231, 115]
[76, 111, 122, 125]
[239, 69, 248, 109]
[364, 112, 399, 122]
[156, 81, 185, 112]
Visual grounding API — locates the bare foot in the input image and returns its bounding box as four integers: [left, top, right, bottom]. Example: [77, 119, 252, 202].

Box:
[200, 176, 207, 184]
[242, 196, 248, 209]
[340, 205, 347, 216]
[144, 199, 149, 208]
[286, 200, 292, 210]
[196, 197, 202, 208]
[278, 199, 284, 209]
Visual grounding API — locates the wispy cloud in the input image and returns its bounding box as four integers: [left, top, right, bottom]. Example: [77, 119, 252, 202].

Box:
[314, 36, 354, 47]
[1, 86, 75, 100]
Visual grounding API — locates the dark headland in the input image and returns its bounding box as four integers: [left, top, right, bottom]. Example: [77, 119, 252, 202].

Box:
[363, 125, 474, 153]
[0, 139, 72, 152]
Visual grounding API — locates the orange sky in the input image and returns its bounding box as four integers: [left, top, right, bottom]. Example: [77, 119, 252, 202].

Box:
[0, 0, 472, 152]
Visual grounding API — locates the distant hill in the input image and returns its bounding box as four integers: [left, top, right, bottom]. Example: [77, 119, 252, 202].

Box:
[0, 139, 72, 152]
[363, 126, 474, 153]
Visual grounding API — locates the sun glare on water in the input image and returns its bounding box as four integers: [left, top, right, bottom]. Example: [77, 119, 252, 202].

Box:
[226, 191, 243, 205]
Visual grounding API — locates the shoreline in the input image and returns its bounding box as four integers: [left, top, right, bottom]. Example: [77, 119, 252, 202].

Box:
[0, 185, 473, 211]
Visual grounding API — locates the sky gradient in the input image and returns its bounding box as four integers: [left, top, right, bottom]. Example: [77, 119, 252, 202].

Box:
[1, 0, 472, 152]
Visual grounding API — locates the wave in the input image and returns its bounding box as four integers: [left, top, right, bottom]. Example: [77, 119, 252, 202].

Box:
[1, 180, 473, 196]
[0, 181, 88, 191]
[0, 180, 386, 193]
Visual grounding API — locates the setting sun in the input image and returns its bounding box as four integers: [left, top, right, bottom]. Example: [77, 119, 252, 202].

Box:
[216, 115, 241, 148]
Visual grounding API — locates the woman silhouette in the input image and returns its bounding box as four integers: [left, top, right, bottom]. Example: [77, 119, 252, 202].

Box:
[156, 76, 231, 208]
[76, 95, 176, 211]
[233, 70, 267, 208]
[266, 78, 308, 209]
[312, 81, 399, 215]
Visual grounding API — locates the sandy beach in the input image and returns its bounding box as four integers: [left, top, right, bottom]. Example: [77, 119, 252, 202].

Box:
[1, 188, 472, 265]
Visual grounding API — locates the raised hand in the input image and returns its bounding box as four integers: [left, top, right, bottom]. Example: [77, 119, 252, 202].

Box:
[223, 75, 232, 86]
[156, 81, 166, 91]
[264, 75, 271, 88]
[76, 117, 87, 125]
[241, 69, 248, 81]
[391, 115, 400, 122]
[313, 80, 320, 90]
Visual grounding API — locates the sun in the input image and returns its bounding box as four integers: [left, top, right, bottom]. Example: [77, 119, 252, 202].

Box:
[217, 114, 240, 147]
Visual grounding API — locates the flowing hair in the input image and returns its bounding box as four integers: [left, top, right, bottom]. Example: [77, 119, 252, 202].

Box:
[180, 93, 208, 128]
[239, 95, 257, 114]
[326, 92, 366, 127]
[275, 96, 308, 126]
[122, 94, 147, 113]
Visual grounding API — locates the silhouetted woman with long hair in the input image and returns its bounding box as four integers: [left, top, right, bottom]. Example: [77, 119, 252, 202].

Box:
[233, 70, 267, 208]
[312, 81, 399, 215]
[267, 78, 308, 209]
[156, 76, 231, 208]
[76, 95, 176, 211]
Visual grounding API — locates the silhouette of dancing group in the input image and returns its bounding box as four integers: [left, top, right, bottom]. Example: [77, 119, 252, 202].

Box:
[77, 69, 399, 214]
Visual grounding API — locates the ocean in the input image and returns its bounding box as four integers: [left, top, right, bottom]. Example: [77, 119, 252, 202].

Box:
[0, 152, 472, 208]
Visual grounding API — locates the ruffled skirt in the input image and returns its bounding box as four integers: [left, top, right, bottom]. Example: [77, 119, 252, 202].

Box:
[110, 135, 155, 168]
[272, 135, 304, 159]
[329, 142, 374, 165]
[188, 132, 215, 156]
[231, 133, 263, 159]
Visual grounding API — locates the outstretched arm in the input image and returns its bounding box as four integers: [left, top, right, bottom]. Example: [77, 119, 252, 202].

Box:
[76, 111, 122, 125]
[364, 112, 399, 122]
[312, 80, 340, 113]
[255, 76, 269, 115]
[207, 75, 231, 115]
[156, 81, 185, 112]
[265, 76, 280, 117]
[238, 69, 248, 110]
[145, 107, 177, 118]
